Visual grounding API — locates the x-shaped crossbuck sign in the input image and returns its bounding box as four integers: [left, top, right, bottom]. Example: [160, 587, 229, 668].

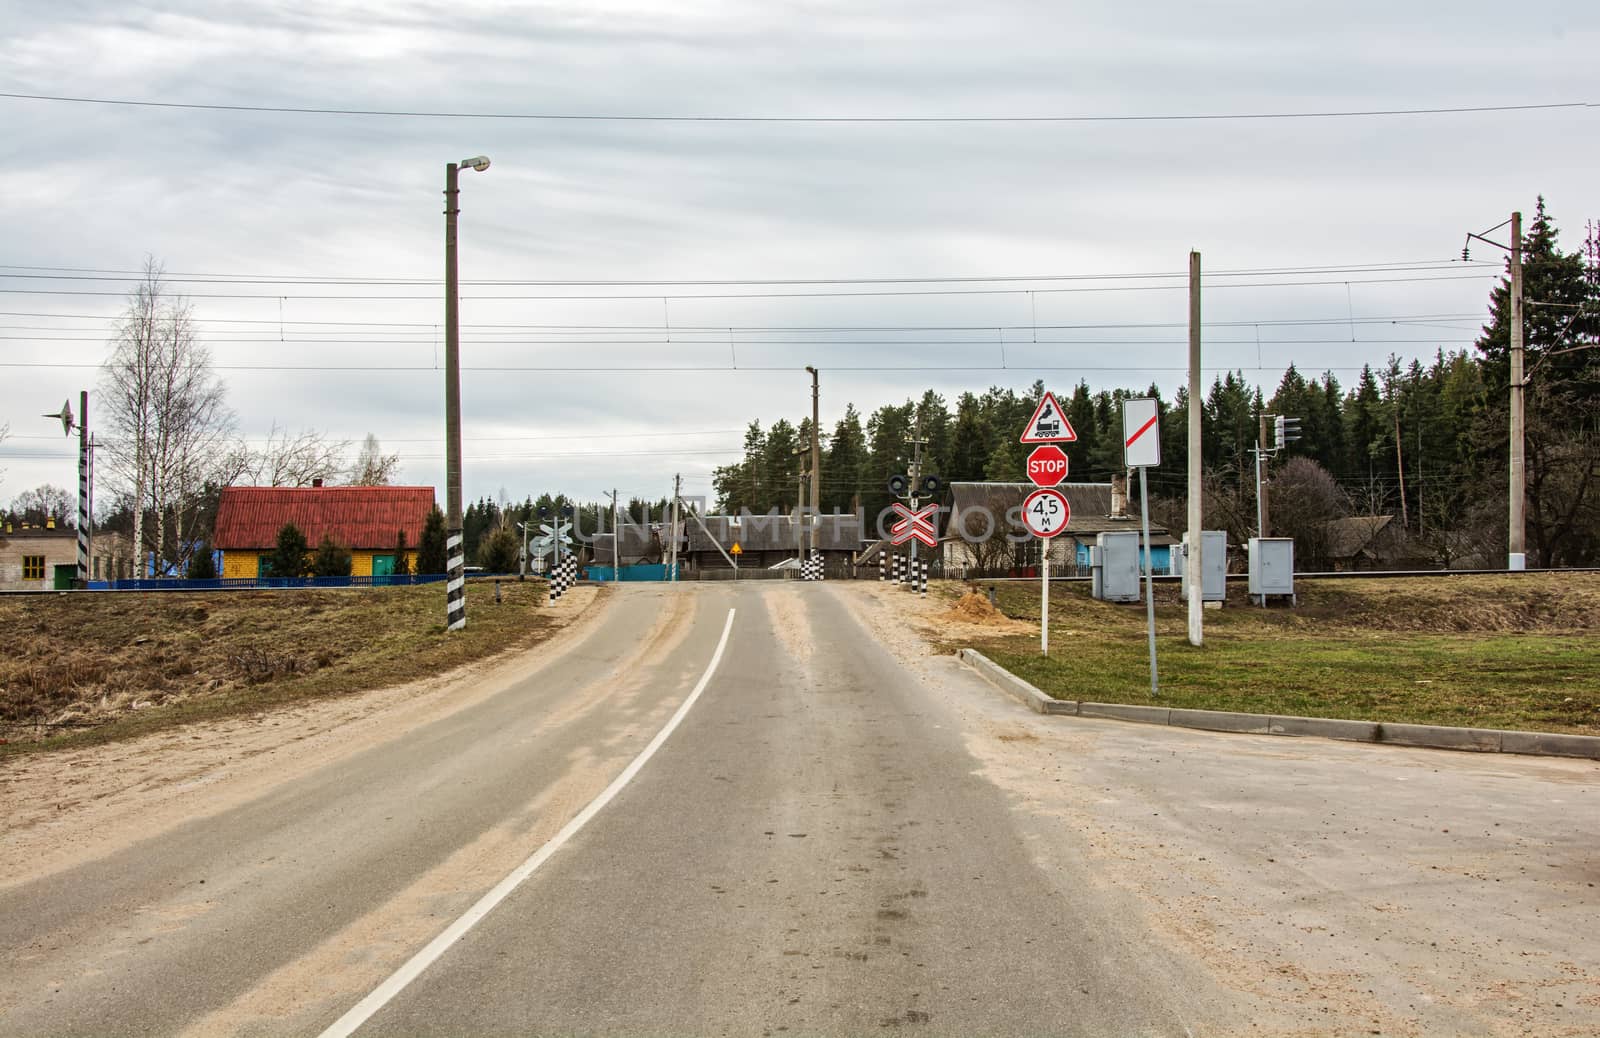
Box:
[890, 503, 939, 547]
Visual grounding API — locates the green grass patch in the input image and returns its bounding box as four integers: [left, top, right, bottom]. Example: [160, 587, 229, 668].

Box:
[955, 574, 1600, 735]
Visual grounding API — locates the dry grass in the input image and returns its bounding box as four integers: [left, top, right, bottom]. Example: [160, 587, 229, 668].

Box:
[953, 573, 1600, 735]
[0, 578, 579, 754]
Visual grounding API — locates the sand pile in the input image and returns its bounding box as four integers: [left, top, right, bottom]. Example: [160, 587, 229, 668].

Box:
[944, 591, 1009, 625]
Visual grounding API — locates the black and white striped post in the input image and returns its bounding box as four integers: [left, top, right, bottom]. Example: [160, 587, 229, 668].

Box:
[76, 391, 90, 587]
[446, 533, 466, 630]
[878, 552, 886, 582]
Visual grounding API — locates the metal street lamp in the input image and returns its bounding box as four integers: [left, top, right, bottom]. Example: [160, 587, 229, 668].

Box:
[444, 155, 490, 630]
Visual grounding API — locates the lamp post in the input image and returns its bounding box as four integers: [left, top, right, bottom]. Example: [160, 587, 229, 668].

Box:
[444, 155, 490, 631]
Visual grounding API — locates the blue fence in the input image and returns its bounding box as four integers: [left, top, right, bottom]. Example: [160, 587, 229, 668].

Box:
[110, 574, 452, 591]
[582, 564, 679, 582]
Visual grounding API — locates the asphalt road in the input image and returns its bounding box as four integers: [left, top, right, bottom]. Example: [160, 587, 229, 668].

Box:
[2, 581, 1594, 1036]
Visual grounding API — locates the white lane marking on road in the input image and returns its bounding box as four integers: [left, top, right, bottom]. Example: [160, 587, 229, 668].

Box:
[318, 606, 738, 1038]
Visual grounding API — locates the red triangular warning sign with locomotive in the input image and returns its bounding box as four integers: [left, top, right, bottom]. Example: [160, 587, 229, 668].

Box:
[1018, 391, 1077, 444]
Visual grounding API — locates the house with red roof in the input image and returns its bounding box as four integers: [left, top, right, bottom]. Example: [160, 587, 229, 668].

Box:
[214, 482, 436, 579]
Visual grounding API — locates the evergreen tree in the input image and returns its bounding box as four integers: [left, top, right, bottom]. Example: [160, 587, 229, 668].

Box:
[824, 405, 868, 511]
[312, 535, 353, 577]
[187, 537, 217, 579]
[946, 393, 990, 484]
[477, 527, 519, 572]
[392, 530, 411, 576]
[417, 506, 447, 574]
[268, 523, 310, 579]
[1473, 198, 1600, 565]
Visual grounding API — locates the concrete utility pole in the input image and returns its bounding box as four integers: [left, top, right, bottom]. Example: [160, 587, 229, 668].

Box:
[443, 154, 490, 632]
[610, 489, 620, 582]
[907, 418, 927, 571]
[1509, 210, 1526, 571]
[1186, 251, 1204, 647]
[669, 474, 681, 581]
[806, 366, 820, 556]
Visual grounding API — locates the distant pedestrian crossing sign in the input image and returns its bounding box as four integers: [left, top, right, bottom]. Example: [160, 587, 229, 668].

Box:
[1019, 391, 1077, 444]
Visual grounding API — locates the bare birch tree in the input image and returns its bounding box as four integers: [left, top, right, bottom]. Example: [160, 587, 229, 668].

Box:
[347, 433, 401, 485]
[229, 424, 349, 486]
[101, 259, 234, 575]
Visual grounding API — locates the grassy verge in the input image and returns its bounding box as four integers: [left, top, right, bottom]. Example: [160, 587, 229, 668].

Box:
[944, 574, 1600, 735]
[0, 578, 590, 757]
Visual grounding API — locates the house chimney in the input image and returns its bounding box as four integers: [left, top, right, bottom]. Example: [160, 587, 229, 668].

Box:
[46, 515, 57, 530]
[312, 478, 324, 488]
[1110, 473, 1129, 518]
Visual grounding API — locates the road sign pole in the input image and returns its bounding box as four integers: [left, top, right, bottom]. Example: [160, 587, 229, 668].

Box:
[1140, 466, 1158, 697]
[1041, 536, 1050, 656]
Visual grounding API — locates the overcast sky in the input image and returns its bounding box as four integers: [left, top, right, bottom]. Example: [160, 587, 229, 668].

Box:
[2, 0, 1595, 511]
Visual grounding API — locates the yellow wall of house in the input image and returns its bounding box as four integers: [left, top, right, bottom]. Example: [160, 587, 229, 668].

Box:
[221, 553, 256, 579]
[220, 550, 417, 578]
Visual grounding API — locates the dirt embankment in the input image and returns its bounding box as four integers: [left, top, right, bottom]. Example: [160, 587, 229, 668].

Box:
[0, 579, 588, 748]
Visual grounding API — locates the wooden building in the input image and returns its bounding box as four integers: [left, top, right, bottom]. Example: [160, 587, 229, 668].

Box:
[682, 511, 865, 576]
[213, 484, 435, 578]
[943, 480, 1175, 578]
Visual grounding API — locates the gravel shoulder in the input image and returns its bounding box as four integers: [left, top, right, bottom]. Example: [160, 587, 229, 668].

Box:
[843, 579, 1600, 1037]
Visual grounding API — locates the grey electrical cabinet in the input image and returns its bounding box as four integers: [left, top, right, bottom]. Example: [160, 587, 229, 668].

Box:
[1178, 530, 1228, 602]
[1247, 537, 1296, 605]
[1095, 531, 1141, 603]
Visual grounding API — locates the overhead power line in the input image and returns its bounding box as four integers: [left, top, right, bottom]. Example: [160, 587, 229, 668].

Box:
[1, 91, 1592, 123]
[0, 309, 1486, 329]
[0, 272, 1497, 301]
[0, 260, 1495, 286]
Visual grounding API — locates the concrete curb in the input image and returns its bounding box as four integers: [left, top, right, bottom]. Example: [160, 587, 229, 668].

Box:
[955, 649, 1600, 761]
[954, 649, 1076, 715]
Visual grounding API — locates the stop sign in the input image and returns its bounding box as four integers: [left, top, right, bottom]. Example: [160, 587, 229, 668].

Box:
[1027, 444, 1070, 487]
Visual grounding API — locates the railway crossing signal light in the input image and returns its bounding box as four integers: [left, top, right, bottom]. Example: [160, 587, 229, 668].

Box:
[1275, 415, 1302, 449]
[887, 473, 910, 497]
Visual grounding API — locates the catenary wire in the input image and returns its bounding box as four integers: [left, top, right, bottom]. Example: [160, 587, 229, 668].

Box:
[1, 91, 1592, 123]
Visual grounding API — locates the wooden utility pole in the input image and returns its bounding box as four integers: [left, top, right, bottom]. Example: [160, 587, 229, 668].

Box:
[1509, 210, 1526, 571]
[1186, 251, 1204, 647]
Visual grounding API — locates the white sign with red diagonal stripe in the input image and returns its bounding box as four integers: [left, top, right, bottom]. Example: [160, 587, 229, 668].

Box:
[890, 503, 939, 548]
[1122, 397, 1161, 468]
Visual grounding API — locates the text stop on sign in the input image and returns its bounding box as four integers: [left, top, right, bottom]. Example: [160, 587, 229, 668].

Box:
[1027, 444, 1070, 487]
